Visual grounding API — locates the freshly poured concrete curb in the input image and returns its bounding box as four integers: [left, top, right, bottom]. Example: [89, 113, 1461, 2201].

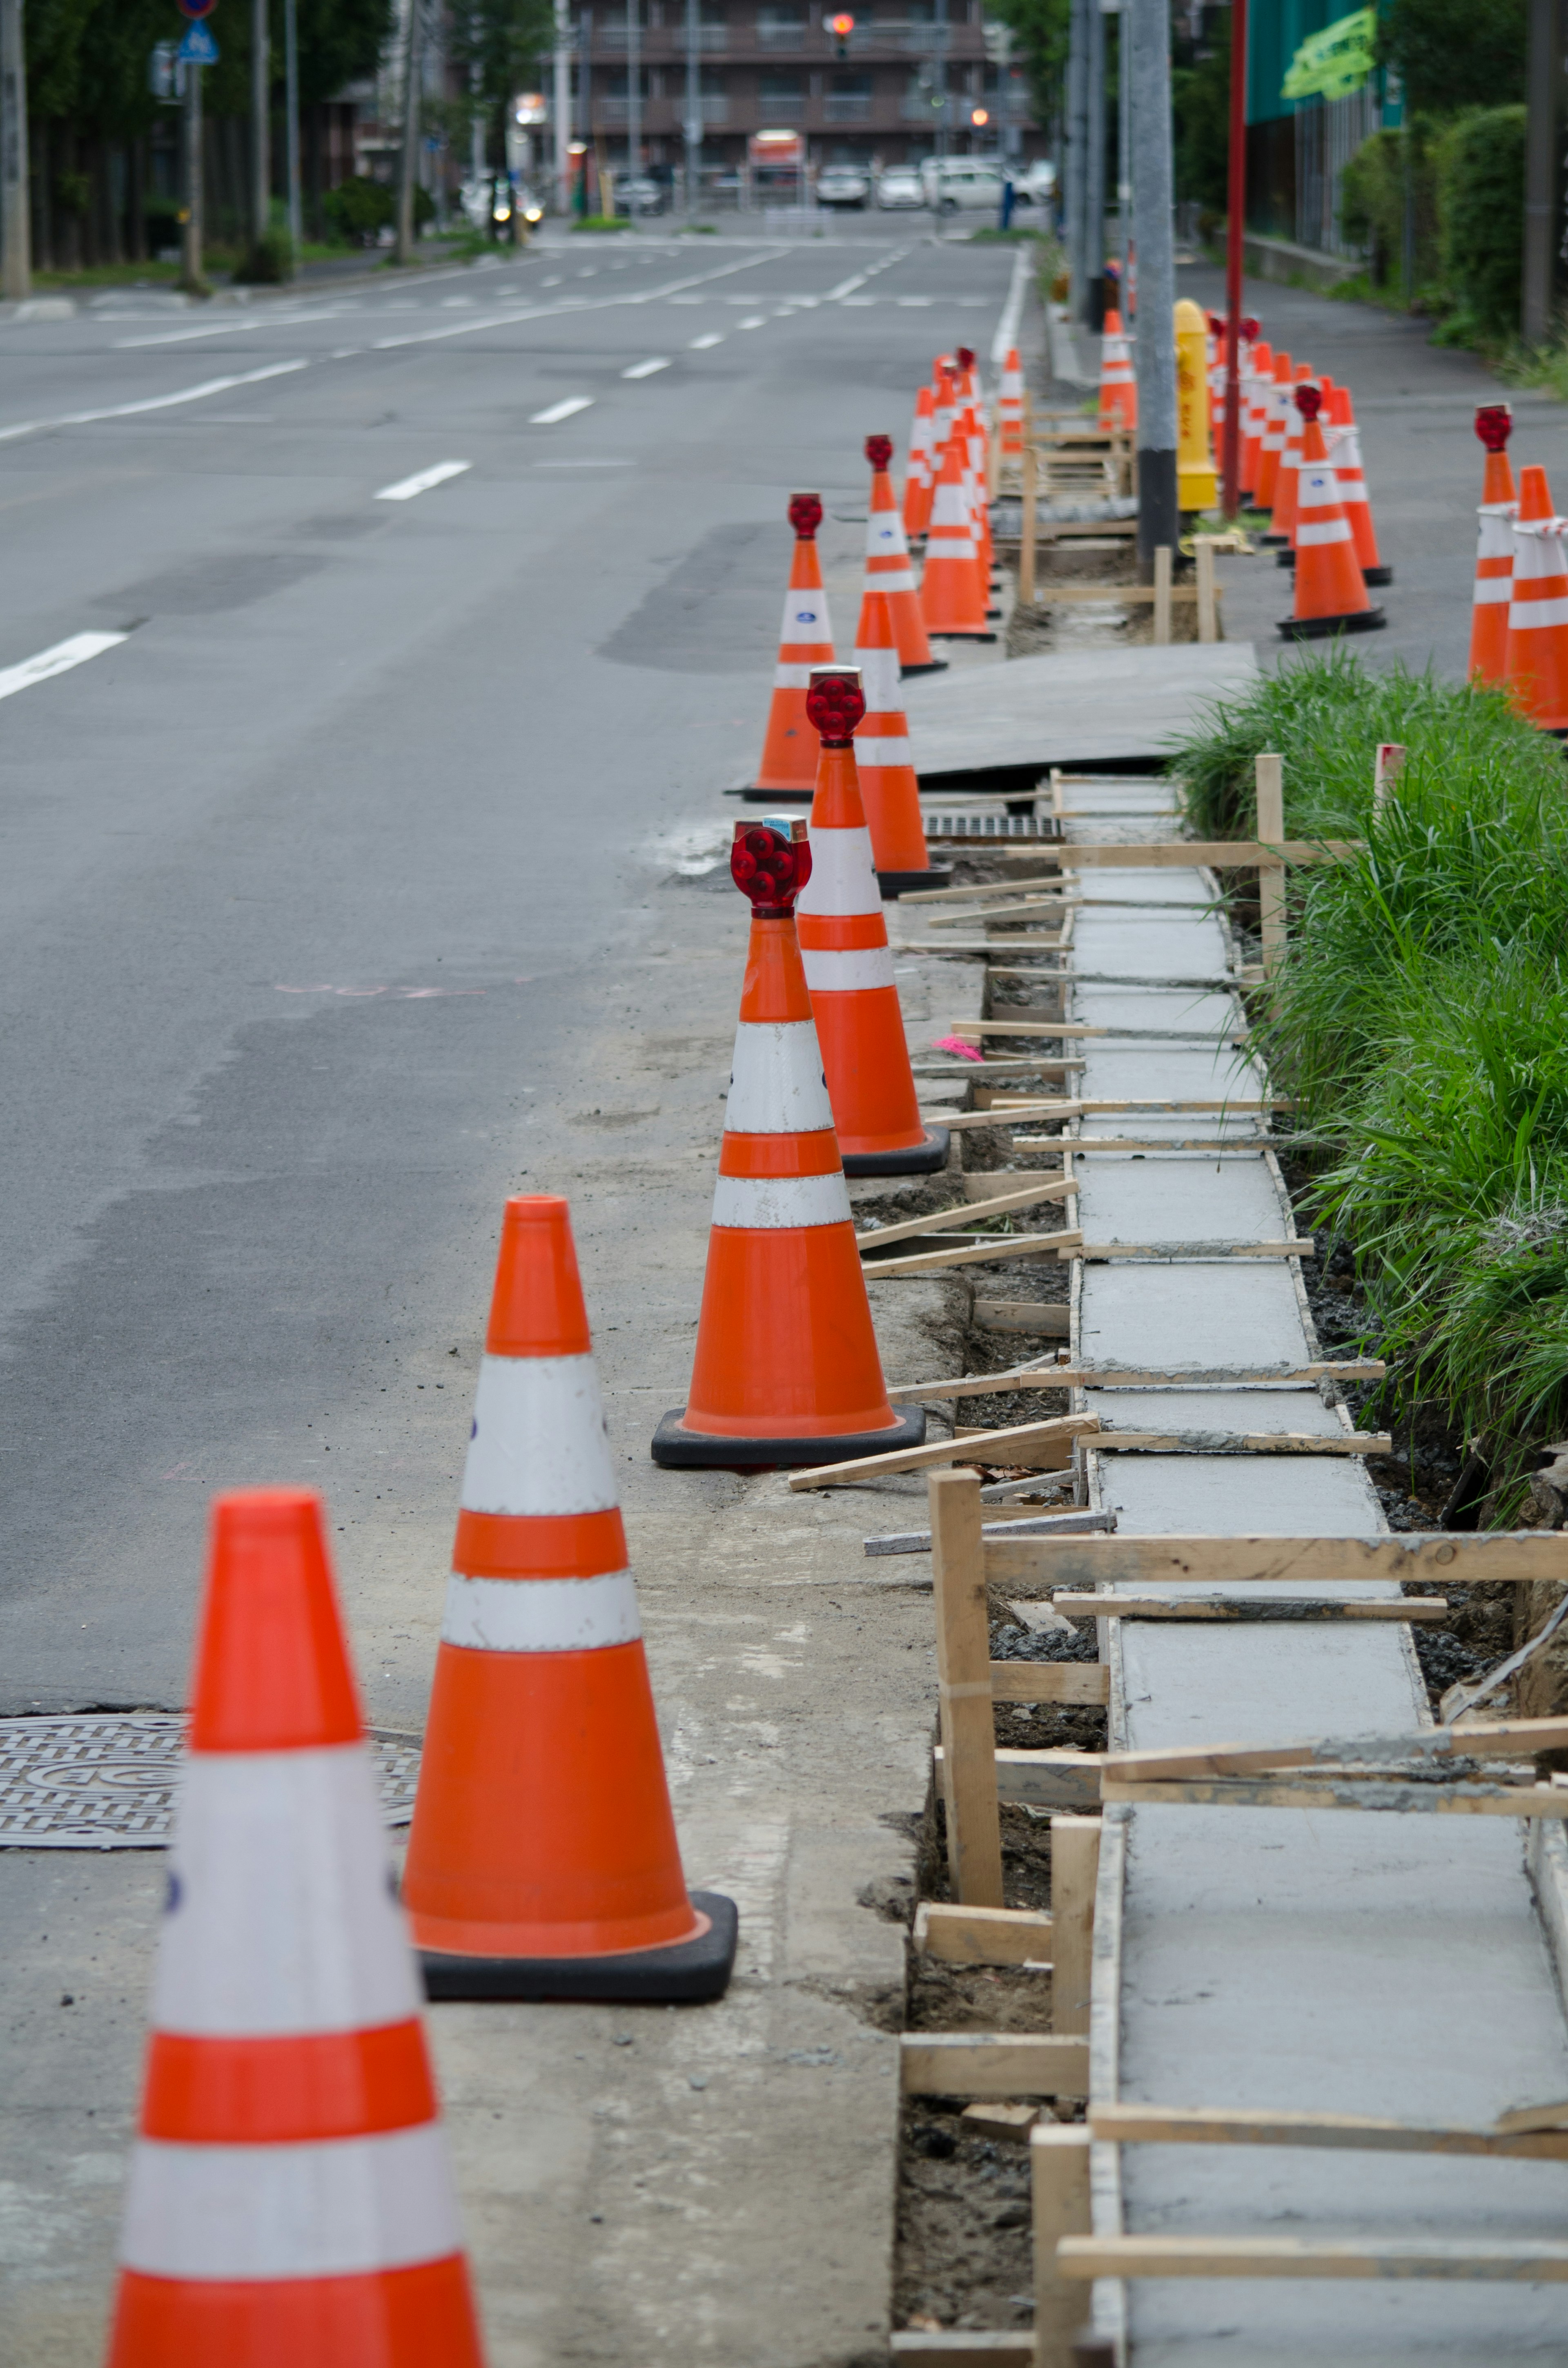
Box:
[1066, 820, 1568, 2360]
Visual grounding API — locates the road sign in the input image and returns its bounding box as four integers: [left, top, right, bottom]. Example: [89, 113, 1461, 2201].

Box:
[177, 22, 218, 64]
[177, 0, 217, 18]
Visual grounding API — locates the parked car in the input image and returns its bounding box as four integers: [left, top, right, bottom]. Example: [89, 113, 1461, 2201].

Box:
[876, 168, 925, 210]
[816, 165, 871, 208]
[616, 176, 668, 216]
[920, 157, 1005, 213]
[1013, 160, 1058, 210]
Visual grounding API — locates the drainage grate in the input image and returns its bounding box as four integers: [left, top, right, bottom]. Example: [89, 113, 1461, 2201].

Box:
[0, 1714, 421, 1848]
[924, 812, 1054, 840]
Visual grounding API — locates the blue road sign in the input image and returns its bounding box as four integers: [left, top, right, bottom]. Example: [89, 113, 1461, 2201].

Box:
[177, 22, 218, 63]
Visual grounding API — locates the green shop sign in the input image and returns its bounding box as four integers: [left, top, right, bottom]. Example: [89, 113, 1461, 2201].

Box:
[1281, 7, 1376, 103]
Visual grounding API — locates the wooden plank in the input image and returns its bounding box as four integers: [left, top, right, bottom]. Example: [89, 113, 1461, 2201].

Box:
[900, 876, 1067, 905]
[1058, 840, 1360, 868]
[926, 899, 1068, 928]
[1029, 581, 1205, 605]
[890, 2335, 1035, 2365]
[911, 1061, 1087, 1081]
[961, 2101, 1040, 2143]
[1071, 1242, 1314, 1260]
[1494, 2098, 1568, 2136]
[1256, 752, 1286, 974]
[887, 1361, 1385, 1404]
[960, 1169, 1067, 1202]
[930, 1471, 1005, 1908]
[915, 1108, 1071, 1133]
[899, 2032, 1091, 2098]
[948, 1022, 1249, 1045]
[1089, 2102, 1568, 2161]
[857, 1177, 1074, 1251]
[1048, 1817, 1099, 2034]
[1048, 1596, 1450, 1623]
[1019, 434, 1037, 604]
[1032, 2125, 1093, 2367]
[974, 1300, 1072, 1336]
[1106, 1715, 1568, 1784]
[861, 1227, 1084, 1280]
[989, 1661, 1110, 1705]
[984, 1532, 1568, 1588]
[788, 1411, 1099, 1493]
[1056, 2234, 1568, 2281]
[1196, 535, 1218, 642]
[863, 1511, 1115, 1556]
[1100, 1776, 1568, 1815]
[913, 1901, 1055, 1965]
[933, 1744, 1103, 1811]
[1087, 1430, 1390, 1456]
[1153, 543, 1173, 644]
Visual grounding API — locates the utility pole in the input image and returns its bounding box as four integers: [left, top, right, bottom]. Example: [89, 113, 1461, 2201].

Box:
[627, 0, 641, 220]
[250, 0, 271, 270]
[180, 60, 207, 294]
[1065, 0, 1088, 319]
[1129, 0, 1177, 571]
[1221, 0, 1247, 515]
[0, 0, 28, 302]
[554, 0, 572, 213]
[395, 0, 424, 264]
[1085, 0, 1106, 326]
[684, 0, 700, 215]
[1523, 0, 1561, 340]
[284, 0, 303, 267]
[933, 0, 948, 160]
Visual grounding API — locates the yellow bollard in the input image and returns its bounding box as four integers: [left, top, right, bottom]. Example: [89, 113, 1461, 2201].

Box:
[1174, 298, 1218, 513]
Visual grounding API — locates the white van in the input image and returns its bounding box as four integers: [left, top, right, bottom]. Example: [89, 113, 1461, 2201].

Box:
[920, 156, 1005, 213]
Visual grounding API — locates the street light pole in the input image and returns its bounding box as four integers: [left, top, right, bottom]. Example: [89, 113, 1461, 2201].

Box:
[1129, 0, 1177, 572]
[250, 0, 270, 268]
[1221, 0, 1247, 515]
[685, 0, 701, 216]
[933, 0, 948, 161]
[1064, 0, 1088, 318]
[627, 0, 641, 221]
[1085, 0, 1106, 326]
[283, 0, 303, 268]
[554, 0, 572, 214]
[180, 59, 206, 295]
[0, 0, 29, 303]
[395, 0, 424, 263]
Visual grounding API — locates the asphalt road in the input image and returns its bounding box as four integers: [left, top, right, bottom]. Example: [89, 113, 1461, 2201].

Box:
[0, 225, 1013, 1718]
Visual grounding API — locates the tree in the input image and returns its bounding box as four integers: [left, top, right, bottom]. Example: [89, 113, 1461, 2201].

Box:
[983, 0, 1070, 138]
[1376, 0, 1526, 114]
[1172, 2, 1229, 215]
[447, 0, 555, 168]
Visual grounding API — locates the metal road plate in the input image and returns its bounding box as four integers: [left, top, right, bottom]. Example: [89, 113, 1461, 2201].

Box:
[0, 1715, 421, 1848]
[924, 813, 1052, 839]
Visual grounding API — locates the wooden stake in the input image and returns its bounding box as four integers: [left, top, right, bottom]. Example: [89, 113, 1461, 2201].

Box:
[1031, 2124, 1093, 2368]
[901, 2031, 1089, 2098]
[1020, 430, 1038, 607]
[1255, 750, 1286, 975]
[1196, 534, 1218, 642]
[1048, 1815, 1099, 2034]
[915, 1901, 1055, 1964]
[1153, 543, 1173, 644]
[929, 1471, 1004, 1908]
[856, 1175, 1074, 1251]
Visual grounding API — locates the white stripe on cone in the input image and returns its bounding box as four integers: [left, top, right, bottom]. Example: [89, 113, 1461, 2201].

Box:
[867, 565, 918, 595]
[152, 1747, 420, 2036]
[796, 824, 879, 917]
[725, 1019, 834, 1133]
[801, 945, 897, 992]
[463, 1353, 617, 1516]
[855, 645, 902, 710]
[442, 1568, 641, 1652]
[780, 589, 829, 640]
[775, 663, 815, 689]
[711, 1171, 851, 1231]
[120, 2125, 463, 2281]
[1510, 596, 1568, 629]
[858, 735, 913, 767]
[1296, 518, 1351, 546]
[1473, 578, 1512, 604]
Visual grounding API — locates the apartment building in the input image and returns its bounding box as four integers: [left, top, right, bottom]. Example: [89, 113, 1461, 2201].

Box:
[571, 1, 1039, 181]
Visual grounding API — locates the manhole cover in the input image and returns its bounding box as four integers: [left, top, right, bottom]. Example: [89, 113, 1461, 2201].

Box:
[0, 1715, 421, 1849]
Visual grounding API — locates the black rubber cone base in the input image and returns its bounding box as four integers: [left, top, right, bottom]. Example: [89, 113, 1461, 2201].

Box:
[653, 1405, 927, 1470]
[420, 1892, 739, 2004]
[878, 866, 953, 897]
[843, 1125, 950, 1177]
[1364, 564, 1393, 585]
[900, 659, 949, 676]
[1278, 606, 1386, 640]
[1259, 530, 1287, 546]
[929, 629, 998, 643]
[730, 785, 813, 803]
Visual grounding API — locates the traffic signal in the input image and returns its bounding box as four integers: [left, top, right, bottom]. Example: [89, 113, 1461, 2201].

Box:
[829, 11, 854, 55]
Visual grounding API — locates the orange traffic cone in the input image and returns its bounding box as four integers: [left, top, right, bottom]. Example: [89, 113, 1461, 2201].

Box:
[919, 430, 995, 640]
[1278, 385, 1383, 640]
[998, 345, 1025, 454]
[1468, 405, 1516, 685]
[1321, 383, 1391, 586]
[1269, 364, 1312, 557]
[405, 1199, 737, 1994]
[1504, 464, 1568, 733]
[904, 385, 936, 539]
[853, 591, 938, 890]
[106, 1489, 486, 2368]
[750, 491, 835, 796]
[1255, 348, 1291, 515]
[1098, 309, 1137, 430]
[863, 433, 944, 675]
[797, 665, 945, 1172]
[653, 820, 924, 1467]
[1242, 337, 1272, 502]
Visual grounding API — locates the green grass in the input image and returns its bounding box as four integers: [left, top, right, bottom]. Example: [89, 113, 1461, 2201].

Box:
[1167, 652, 1568, 1507]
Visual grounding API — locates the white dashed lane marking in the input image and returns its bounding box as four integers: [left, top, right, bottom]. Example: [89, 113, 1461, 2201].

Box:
[621, 357, 672, 379]
[529, 396, 595, 424]
[373, 459, 473, 502]
[0, 631, 129, 701]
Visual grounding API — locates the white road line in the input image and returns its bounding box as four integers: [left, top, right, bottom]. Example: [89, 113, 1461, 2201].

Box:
[688, 332, 725, 349]
[898, 296, 934, 306]
[991, 242, 1032, 370]
[621, 357, 672, 378]
[0, 631, 128, 701]
[116, 311, 346, 349]
[825, 273, 869, 299]
[530, 396, 595, 424]
[374, 459, 473, 501]
[369, 248, 788, 352]
[738, 317, 766, 329]
[0, 359, 310, 446]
